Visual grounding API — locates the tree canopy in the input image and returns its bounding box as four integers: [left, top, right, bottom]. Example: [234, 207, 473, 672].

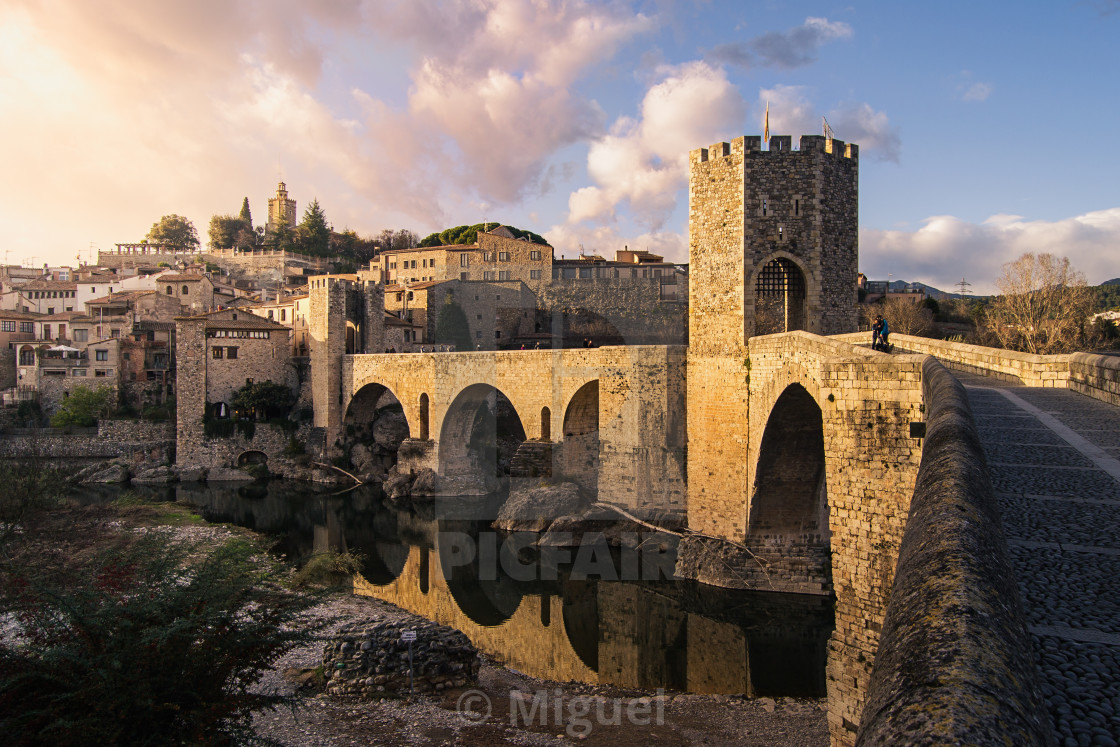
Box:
[418, 223, 548, 248]
[146, 214, 199, 249]
[208, 215, 253, 250]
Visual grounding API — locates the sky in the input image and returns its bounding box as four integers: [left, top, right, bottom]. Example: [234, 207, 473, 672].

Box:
[2, 0, 1118, 294]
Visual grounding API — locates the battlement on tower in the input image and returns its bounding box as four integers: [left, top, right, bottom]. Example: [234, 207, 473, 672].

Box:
[690, 134, 858, 164]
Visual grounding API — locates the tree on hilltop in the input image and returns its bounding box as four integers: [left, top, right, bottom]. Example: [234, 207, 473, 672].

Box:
[146, 215, 199, 249]
[208, 215, 251, 250]
[296, 199, 331, 256]
[331, 229, 380, 265]
[376, 229, 419, 253]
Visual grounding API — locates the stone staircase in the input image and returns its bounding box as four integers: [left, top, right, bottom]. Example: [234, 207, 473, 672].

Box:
[509, 440, 554, 479]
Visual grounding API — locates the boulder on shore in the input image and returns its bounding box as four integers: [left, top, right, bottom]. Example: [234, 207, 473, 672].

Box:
[131, 465, 177, 485]
[492, 482, 587, 533]
[82, 463, 130, 484]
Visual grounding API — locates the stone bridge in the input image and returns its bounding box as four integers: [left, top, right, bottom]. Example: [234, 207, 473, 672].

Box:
[308, 298, 933, 744]
[326, 344, 687, 511]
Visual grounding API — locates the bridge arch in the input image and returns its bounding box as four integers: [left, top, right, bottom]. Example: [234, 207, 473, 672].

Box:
[237, 450, 268, 467]
[342, 381, 411, 476]
[561, 380, 600, 497]
[749, 252, 816, 336]
[748, 382, 829, 542]
[438, 383, 527, 489]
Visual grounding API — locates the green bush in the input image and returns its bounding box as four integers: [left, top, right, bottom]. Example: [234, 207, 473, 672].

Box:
[290, 550, 366, 589]
[0, 534, 325, 744]
[49, 386, 112, 428]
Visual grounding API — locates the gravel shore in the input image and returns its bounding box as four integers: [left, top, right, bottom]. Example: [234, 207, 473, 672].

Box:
[251, 593, 829, 746]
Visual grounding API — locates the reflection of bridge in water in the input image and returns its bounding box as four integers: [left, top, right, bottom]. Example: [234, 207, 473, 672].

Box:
[355, 521, 833, 697]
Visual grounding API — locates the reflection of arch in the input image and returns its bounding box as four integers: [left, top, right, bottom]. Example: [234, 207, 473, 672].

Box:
[237, 450, 268, 467]
[418, 393, 430, 440]
[753, 256, 807, 335]
[360, 541, 411, 585]
[439, 530, 524, 626]
[540, 407, 551, 441]
[748, 384, 829, 543]
[561, 580, 599, 672]
[562, 381, 599, 497]
[438, 384, 526, 482]
[419, 548, 430, 595]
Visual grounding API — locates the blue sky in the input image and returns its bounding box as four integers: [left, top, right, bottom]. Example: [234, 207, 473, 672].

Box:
[2, 0, 1118, 293]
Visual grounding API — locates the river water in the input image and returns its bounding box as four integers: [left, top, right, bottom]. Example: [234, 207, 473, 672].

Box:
[80, 479, 834, 697]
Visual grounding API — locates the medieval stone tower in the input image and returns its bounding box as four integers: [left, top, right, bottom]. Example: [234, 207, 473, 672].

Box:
[267, 181, 297, 234]
[686, 134, 859, 541]
[688, 134, 858, 353]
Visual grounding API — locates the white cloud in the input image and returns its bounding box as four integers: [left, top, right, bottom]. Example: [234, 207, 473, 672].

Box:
[755, 87, 901, 162]
[403, 0, 654, 202]
[567, 61, 746, 229]
[826, 102, 901, 162]
[861, 208, 1120, 294]
[962, 82, 993, 102]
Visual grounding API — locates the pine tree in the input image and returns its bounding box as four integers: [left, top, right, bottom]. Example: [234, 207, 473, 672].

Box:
[239, 197, 252, 227]
[297, 198, 331, 256]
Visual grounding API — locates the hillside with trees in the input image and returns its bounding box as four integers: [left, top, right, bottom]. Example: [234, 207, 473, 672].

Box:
[418, 223, 548, 248]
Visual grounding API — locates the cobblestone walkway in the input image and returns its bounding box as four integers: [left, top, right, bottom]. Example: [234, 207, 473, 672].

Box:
[958, 371, 1120, 747]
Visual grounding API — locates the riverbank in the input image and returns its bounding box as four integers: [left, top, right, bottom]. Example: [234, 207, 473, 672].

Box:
[5, 494, 827, 745]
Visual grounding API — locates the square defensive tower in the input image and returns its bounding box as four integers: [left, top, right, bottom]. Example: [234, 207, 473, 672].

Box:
[688, 134, 859, 355]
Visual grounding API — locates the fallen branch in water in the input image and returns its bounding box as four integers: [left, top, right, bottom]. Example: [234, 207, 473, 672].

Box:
[314, 462, 364, 485]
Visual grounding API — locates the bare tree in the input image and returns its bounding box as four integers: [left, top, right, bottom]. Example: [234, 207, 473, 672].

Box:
[985, 253, 1094, 354]
[881, 297, 934, 336]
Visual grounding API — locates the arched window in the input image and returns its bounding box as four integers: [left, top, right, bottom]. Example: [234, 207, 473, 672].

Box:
[181, 285, 189, 295]
[165, 286, 172, 295]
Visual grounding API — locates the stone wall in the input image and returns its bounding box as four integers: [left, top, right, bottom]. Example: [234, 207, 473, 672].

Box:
[0, 419, 174, 463]
[830, 332, 1070, 386]
[204, 332, 293, 407]
[1069, 352, 1120, 406]
[98, 419, 176, 442]
[856, 357, 1052, 746]
[322, 619, 481, 697]
[177, 421, 312, 472]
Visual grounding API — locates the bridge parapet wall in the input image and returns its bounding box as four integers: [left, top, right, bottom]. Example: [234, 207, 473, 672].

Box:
[856, 357, 1052, 746]
[831, 332, 1070, 386]
[1069, 352, 1120, 406]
